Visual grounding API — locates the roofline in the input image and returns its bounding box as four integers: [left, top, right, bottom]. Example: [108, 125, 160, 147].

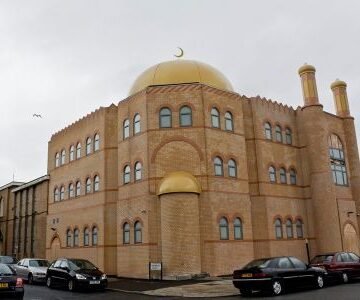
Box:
[11, 175, 49, 193]
[0, 181, 24, 192]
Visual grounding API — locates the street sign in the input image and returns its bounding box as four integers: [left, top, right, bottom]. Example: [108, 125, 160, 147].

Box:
[150, 262, 162, 271]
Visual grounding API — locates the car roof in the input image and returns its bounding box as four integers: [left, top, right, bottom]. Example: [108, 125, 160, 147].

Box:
[314, 253, 337, 256]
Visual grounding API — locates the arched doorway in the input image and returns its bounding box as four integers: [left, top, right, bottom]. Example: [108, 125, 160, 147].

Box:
[50, 237, 61, 261]
[344, 223, 359, 254]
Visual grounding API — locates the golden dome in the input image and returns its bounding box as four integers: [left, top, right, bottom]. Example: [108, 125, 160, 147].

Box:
[331, 79, 347, 89]
[129, 59, 233, 95]
[157, 171, 201, 196]
[298, 64, 316, 75]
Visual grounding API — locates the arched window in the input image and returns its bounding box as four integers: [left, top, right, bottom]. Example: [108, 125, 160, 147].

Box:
[123, 165, 131, 184]
[280, 168, 287, 184]
[68, 183, 74, 198]
[285, 128, 292, 145]
[159, 108, 172, 128]
[214, 157, 223, 176]
[290, 169, 297, 185]
[55, 153, 60, 167]
[94, 133, 100, 151]
[92, 227, 98, 246]
[73, 228, 79, 247]
[286, 219, 293, 238]
[328, 134, 348, 186]
[66, 229, 72, 247]
[269, 166, 276, 183]
[123, 119, 130, 139]
[264, 122, 272, 140]
[60, 186, 65, 200]
[54, 188, 59, 202]
[61, 149, 66, 165]
[135, 162, 142, 181]
[94, 175, 100, 192]
[225, 112, 233, 131]
[69, 145, 75, 161]
[180, 106, 192, 127]
[75, 181, 81, 197]
[134, 114, 141, 134]
[296, 220, 304, 238]
[275, 218, 283, 239]
[211, 108, 220, 128]
[234, 218, 243, 240]
[76, 143, 81, 159]
[134, 221, 142, 243]
[86, 178, 92, 194]
[123, 223, 130, 244]
[86, 137, 92, 155]
[228, 159, 237, 177]
[84, 228, 89, 246]
[219, 217, 229, 240]
[275, 125, 282, 142]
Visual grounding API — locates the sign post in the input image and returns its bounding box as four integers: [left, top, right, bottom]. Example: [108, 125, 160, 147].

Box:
[149, 262, 163, 280]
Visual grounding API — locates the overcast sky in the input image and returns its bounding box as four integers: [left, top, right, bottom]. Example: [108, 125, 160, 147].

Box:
[1, 0, 359, 185]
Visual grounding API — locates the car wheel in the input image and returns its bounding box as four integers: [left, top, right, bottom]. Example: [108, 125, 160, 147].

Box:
[46, 276, 52, 288]
[28, 273, 33, 285]
[68, 279, 75, 292]
[342, 272, 349, 283]
[316, 275, 324, 288]
[272, 280, 283, 296]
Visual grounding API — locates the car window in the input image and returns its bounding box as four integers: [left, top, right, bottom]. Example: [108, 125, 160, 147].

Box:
[0, 256, 16, 264]
[289, 257, 307, 269]
[0, 264, 15, 275]
[277, 258, 294, 269]
[60, 261, 69, 269]
[336, 254, 343, 262]
[349, 253, 360, 262]
[23, 259, 29, 267]
[53, 260, 62, 268]
[68, 259, 97, 271]
[341, 253, 351, 262]
[29, 260, 50, 267]
[17, 260, 23, 266]
[311, 255, 334, 264]
[243, 259, 272, 270]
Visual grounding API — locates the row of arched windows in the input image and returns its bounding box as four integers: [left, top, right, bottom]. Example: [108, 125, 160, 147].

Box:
[159, 106, 193, 128]
[66, 226, 98, 247]
[54, 175, 100, 201]
[268, 166, 297, 185]
[274, 218, 304, 239]
[211, 108, 234, 130]
[122, 221, 143, 244]
[214, 157, 237, 177]
[55, 133, 100, 168]
[123, 114, 141, 139]
[123, 162, 142, 184]
[264, 122, 292, 145]
[218, 217, 243, 240]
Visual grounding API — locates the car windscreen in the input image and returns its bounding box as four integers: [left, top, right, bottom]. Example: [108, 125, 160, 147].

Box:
[0, 264, 15, 275]
[0, 256, 16, 264]
[311, 255, 334, 264]
[243, 259, 272, 270]
[68, 259, 97, 271]
[29, 260, 50, 267]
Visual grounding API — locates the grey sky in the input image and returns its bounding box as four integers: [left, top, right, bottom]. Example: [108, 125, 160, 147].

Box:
[1, 0, 359, 185]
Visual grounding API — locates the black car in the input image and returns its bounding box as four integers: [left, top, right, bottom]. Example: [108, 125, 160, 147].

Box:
[0, 256, 18, 268]
[0, 263, 24, 299]
[233, 256, 326, 296]
[46, 258, 107, 291]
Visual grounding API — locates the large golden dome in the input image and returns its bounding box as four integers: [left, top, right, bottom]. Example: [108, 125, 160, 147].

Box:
[129, 59, 233, 95]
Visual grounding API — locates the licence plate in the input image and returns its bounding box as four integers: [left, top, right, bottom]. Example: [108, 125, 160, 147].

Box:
[90, 280, 100, 284]
[0, 283, 9, 288]
[241, 273, 253, 278]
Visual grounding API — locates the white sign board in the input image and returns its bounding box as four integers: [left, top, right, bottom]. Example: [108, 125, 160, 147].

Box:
[150, 263, 162, 271]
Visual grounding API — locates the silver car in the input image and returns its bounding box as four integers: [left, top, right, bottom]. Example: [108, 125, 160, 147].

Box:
[14, 258, 50, 284]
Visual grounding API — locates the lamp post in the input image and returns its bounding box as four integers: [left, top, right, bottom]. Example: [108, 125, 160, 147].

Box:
[305, 238, 310, 264]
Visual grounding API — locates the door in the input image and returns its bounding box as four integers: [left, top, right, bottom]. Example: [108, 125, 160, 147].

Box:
[344, 224, 359, 254]
[276, 257, 298, 289]
[50, 238, 61, 261]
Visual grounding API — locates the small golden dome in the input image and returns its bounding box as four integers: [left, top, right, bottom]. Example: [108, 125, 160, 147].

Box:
[331, 79, 347, 90]
[298, 64, 316, 75]
[129, 59, 233, 96]
[157, 171, 201, 196]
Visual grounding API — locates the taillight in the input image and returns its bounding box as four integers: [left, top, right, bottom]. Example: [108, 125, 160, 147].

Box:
[253, 272, 268, 278]
[16, 278, 23, 287]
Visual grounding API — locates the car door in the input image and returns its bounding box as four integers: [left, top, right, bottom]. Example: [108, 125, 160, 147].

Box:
[50, 259, 63, 285]
[14, 259, 24, 278]
[342, 252, 357, 278]
[58, 260, 71, 286]
[21, 259, 30, 280]
[289, 257, 314, 287]
[348, 252, 360, 277]
[276, 257, 298, 289]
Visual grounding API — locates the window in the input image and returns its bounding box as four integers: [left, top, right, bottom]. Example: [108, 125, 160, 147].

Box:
[277, 257, 293, 269]
[329, 134, 348, 186]
[219, 217, 229, 240]
[275, 125, 282, 142]
[134, 114, 141, 134]
[135, 162, 142, 181]
[286, 219, 293, 238]
[285, 128, 292, 145]
[269, 166, 276, 183]
[60, 186, 65, 200]
[55, 153, 60, 167]
[123, 119, 130, 139]
[264, 122, 272, 140]
[73, 228, 79, 247]
[225, 112, 233, 131]
[234, 218, 243, 240]
[92, 227, 98, 245]
[54, 188, 59, 202]
[349, 253, 359, 262]
[290, 169, 297, 185]
[280, 168, 287, 184]
[76, 181, 81, 197]
[180, 106, 192, 127]
[94, 175, 100, 192]
[76, 143, 81, 159]
[275, 218, 283, 239]
[123, 223, 130, 244]
[289, 257, 306, 269]
[70, 145, 75, 161]
[84, 228, 89, 246]
[296, 220, 303, 238]
[134, 221, 142, 243]
[86, 178, 91, 194]
[160, 108, 172, 128]
[61, 149, 66, 165]
[214, 157, 223, 176]
[228, 159, 237, 177]
[211, 108, 220, 128]
[66, 230, 72, 247]
[123, 165, 131, 184]
[69, 183, 74, 198]
[94, 133, 100, 151]
[86, 137, 92, 155]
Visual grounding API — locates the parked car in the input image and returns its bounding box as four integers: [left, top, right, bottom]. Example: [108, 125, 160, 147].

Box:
[46, 258, 107, 291]
[0, 263, 24, 299]
[310, 252, 360, 283]
[0, 256, 18, 268]
[233, 256, 326, 296]
[14, 258, 50, 284]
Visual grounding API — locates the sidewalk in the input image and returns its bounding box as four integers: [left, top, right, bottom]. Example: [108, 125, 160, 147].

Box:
[107, 277, 240, 298]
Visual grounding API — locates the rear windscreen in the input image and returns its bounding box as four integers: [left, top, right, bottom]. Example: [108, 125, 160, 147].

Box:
[243, 259, 272, 269]
[311, 255, 334, 264]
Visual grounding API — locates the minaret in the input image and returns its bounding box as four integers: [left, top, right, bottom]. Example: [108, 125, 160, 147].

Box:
[331, 79, 350, 117]
[297, 64, 342, 254]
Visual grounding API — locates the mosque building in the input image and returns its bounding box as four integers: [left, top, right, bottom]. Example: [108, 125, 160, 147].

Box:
[45, 58, 360, 279]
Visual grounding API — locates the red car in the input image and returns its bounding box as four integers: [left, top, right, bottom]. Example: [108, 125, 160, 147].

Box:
[310, 252, 360, 283]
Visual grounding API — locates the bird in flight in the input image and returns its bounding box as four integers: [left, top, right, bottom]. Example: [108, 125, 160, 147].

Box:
[33, 114, 42, 118]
